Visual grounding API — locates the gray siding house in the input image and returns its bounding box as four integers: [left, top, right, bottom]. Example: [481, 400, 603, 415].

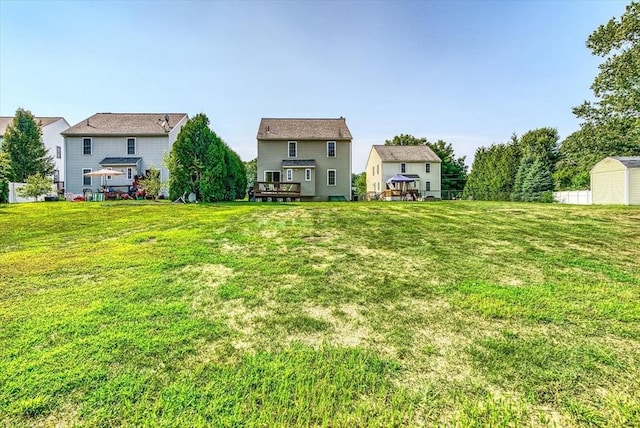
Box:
[256, 118, 353, 201]
[62, 113, 188, 195]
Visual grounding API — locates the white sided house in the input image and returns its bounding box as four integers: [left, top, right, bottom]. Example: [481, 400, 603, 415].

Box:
[0, 116, 70, 191]
[62, 113, 188, 195]
[591, 156, 640, 205]
[366, 145, 442, 200]
[256, 118, 353, 202]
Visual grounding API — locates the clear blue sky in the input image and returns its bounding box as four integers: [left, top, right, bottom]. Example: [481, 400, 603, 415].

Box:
[0, 0, 629, 171]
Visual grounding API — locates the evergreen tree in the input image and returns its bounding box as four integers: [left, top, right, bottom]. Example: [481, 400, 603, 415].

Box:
[0, 151, 11, 203]
[1, 108, 54, 182]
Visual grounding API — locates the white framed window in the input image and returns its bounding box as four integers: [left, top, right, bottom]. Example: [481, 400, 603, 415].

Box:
[401, 163, 406, 173]
[425, 163, 431, 173]
[82, 168, 92, 186]
[127, 167, 133, 180]
[127, 138, 136, 155]
[286, 169, 293, 181]
[264, 171, 281, 182]
[83, 138, 92, 155]
[327, 141, 336, 157]
[56, 146, 62, 159]
[106, 167, 113, 181]
[425, 181, 431, 192]
[53, 170, 60, 183]
[327, 169, 336, 186]
[288, 141, 297, 157]
[305, 168, 311, 181]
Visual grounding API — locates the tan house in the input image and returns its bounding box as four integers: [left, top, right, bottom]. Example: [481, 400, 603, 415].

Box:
[591, 156, 640, 205]
[366, 145, 441, 200]
[62, 113, 188, 195]
[256, 118, 352, 201]
[1, 116, 70, 190]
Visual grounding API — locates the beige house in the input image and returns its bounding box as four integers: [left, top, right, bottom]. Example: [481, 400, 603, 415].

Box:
[256, 118, 352, 201]
[366, 145, 441, 200]
[62, 113, 188, 195]
[591, 156, 640, 205]
[1, 116, 70, 190]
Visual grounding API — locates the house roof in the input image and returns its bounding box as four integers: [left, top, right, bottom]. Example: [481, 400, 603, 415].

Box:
[257, 118, 352, 141]
[0, 116, 66, 135]
[372, 145, 441, 162]
[62, 113, 188, 136]
[613, 156, 640, 169]
[100, 157, 142, 166]
[282, 159, 316, 167]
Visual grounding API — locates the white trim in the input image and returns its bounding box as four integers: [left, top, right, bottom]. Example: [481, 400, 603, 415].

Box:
[106, 167, 113, 181]
[127, 137, 136, 155]
[401, 163, 406, 173]
[327, 141, 336, 158]
[288, 141, 297, 158]
[327, 169, 336, 186]
[286, 169, 293, 181]
[264, 170, 281, 182]
[305, 168, 311, 181]
[127, 167, 133, 180]
[82, 168, 92, 186]
[425, 163, 431, 173]
[82, 137, 92, 155]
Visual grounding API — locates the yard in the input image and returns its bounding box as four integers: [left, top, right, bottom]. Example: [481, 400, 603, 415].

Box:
[0, 201, 638, 426]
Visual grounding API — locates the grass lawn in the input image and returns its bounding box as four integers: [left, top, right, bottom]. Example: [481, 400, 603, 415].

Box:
[0, 200, 639, 426]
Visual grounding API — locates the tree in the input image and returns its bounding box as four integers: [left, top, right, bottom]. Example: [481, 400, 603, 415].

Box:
[1, 108, 54, 182]
[384, 134, 427, 146]
[244, 158, 257, 189]
[16, 174, 53, 202]
[353, 172, 367, 198]
[464, 134, 520, 201]
[573, 2, 640, 125]
[168, 113, 246, 202]
[0, 151, 11, 203]
[511, 128, 559, 199]
[139, 166, 163, 200]
[426, 140, 468, 199]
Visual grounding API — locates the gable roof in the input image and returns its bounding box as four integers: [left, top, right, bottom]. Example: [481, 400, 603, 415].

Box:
[257, 118, 352, 141]
[372, 145, 441, 162]
[613, 156, 640, 169]
[62, 113, 188, 137]
[0, 116, 66, 136]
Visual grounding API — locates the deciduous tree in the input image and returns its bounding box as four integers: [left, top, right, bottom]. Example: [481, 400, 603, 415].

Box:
[384, 134, 427, 146]
[426, 140, 468, 199]
[16, 174, 53, 202]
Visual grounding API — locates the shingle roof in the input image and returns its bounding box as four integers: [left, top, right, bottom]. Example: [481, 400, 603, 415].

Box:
[257, 118, 352, 140]
[100, 157, 142, 166]
[613, 156, 640, 169]
[62, 113, 188, 136]
[372, 145, 441, 162]
[0, 116, 65, 135]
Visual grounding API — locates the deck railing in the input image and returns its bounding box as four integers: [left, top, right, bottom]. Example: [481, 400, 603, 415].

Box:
[253, 182, 301, 201]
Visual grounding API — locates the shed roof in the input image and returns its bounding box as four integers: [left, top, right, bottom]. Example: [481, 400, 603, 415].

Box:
[99, 157, 142, 166]
[0, 116, 66, 135]
[282, 159, 316, 167]
[62, 113, 188, 136]
[372, 145, 441, 162]
[257, 118, 352, 141]
[613, 156, 640, 169]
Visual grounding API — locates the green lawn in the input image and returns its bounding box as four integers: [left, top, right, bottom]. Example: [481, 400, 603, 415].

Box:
[1, 201, 638, 427]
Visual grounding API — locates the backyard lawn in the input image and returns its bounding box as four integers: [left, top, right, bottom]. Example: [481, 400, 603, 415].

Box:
[0, 201, 638, 426]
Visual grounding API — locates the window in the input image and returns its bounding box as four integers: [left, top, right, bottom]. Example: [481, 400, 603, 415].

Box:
[127, 138, 136, 155]
[401, 163, 406, 173]
[53, 170, 59, 183]
[83, 168, 92, 186]
[286, 169, 293, 181]
[305, 168, 311, 181]
[83, 138, 92, 155]
[377, 165, 379, 175]
[371, 166, 375, 176]
[127, 167, 133, 180]
[56, 146, 62, 159]
[327, 169, 336, 186]
[425, 181, 431, 192]
[264, 171, 281, 182]
[288, 141, 297, 157]
[425, 163, 431, 173]
[327, 141, 336, 157]
[106, 167, 113, 181]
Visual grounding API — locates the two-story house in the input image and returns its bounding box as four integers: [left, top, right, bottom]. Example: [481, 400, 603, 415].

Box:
[0, 116, 70, 190]
[256, 118, 352, 201]
[62, 113, 188, 195]
[366, 145, 442, 199]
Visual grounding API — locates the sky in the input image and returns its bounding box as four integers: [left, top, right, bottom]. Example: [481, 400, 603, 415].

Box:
[0, 0, 629, 172]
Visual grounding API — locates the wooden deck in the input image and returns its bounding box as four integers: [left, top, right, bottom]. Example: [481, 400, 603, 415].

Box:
[253, 182, 301, 202]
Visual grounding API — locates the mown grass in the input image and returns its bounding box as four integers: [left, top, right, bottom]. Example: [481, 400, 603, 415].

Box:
[0, 201, 638, 426]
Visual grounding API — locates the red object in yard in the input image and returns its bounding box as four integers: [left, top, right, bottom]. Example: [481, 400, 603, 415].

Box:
[73, 196, 85, 202]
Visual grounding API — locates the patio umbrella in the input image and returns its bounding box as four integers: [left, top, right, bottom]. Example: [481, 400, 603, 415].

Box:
[84, 169, 124, 189]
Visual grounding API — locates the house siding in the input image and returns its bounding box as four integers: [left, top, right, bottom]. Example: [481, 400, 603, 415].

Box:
[365, 148, 382, 195]
[628, 168, 640, 205]
[591, 158, 627, 204]
[258, 139, 351, 201]
[41, 118, 70, 187]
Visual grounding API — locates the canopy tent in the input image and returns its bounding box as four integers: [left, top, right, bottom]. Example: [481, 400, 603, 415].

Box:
[386, 174, 415, 184]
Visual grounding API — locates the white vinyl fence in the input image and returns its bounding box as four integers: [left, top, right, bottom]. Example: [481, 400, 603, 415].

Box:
[553, 190, 592, 205]
[8, 182, 56, 203]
